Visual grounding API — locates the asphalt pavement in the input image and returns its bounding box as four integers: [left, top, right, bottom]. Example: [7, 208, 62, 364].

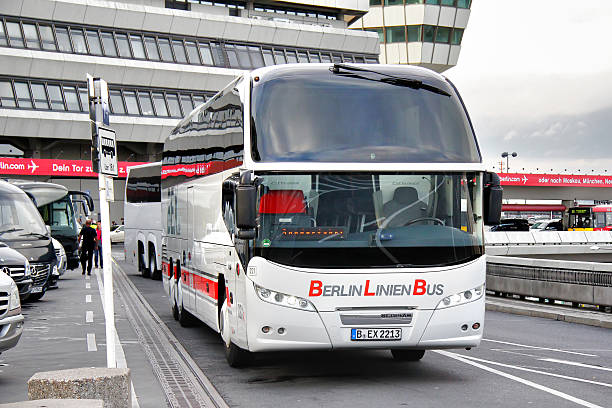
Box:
[2, 249, 611, 408]
[117, 253, 612, 408]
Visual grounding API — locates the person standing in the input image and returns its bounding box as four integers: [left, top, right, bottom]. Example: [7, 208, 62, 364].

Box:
[94, 221, 103, 269]
[78, 219, 97, 276]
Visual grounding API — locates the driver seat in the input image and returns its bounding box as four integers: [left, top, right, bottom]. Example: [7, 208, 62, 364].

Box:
[382, 187, 427, 228]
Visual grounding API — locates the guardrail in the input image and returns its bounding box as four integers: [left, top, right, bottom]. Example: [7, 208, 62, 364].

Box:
[485, 231, 612, 256]
[486, 255, 612, 309]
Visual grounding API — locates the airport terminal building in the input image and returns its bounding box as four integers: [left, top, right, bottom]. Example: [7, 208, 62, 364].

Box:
[0, 0, 470, 220]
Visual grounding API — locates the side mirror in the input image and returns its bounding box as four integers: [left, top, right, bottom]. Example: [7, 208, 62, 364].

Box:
[236, 184, 257, 233]
[483, 172, 502, 225]
[46, 225, 52, 235]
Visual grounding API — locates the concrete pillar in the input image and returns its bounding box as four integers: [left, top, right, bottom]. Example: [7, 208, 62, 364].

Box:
[562, 199, 574, 229]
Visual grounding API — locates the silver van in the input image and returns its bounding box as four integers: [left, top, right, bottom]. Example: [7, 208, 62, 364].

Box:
[0, 270, 24, 354]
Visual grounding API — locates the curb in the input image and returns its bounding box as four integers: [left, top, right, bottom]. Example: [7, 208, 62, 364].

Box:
[485, 300, 612, 329]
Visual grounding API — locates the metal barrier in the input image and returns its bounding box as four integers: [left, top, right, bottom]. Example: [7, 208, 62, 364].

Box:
[486, 256, 612, 308]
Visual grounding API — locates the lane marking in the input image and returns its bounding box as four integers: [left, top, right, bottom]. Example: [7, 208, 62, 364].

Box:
[455, 352, 612, 388]
[87, 333, 97, 352]
[86, 311, 93, 323]
[95, 267, 140, 408]
[435, 350, 604, 408]
[86, 282, 91, 289]
[539, 358, 612, 372]
[86, 295, 92, 303]
[483, 338, 597, 357]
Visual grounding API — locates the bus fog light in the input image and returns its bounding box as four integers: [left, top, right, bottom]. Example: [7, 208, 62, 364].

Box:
[437, 284, 485, 309]
[262, 326, 271, 333]
[472, 322, 480, 330]
[254, 284, 316, 312]
[277, 327, 285, 335]
[461, 324, 468, 331]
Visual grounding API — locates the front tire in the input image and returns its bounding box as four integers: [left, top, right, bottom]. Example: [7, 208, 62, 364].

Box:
[219, 302, 251, 367]
[391, 349, 425, 361]
[177, 301, 197, 327]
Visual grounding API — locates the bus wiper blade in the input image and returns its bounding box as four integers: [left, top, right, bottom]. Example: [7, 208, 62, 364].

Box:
[0, 227, 24, 234]
[330, 63, 450, 97]
[21, 232, 47, 239]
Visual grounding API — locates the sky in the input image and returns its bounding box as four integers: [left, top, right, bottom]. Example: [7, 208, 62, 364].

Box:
[445, 0, 612, 174]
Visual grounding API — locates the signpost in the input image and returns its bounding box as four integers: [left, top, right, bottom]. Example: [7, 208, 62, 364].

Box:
[87, 74, 116, 369]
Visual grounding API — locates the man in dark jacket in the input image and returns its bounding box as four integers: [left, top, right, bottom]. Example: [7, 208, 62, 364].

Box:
[78, 219, 97, 276]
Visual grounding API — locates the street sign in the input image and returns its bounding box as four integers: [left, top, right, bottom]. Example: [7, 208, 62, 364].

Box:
[97, 126, 118, 177]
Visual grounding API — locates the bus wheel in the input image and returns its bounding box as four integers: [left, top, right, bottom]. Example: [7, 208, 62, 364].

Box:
[219, 302, 251, 368]
[391, 349, 425, 361]
[149, 252, 161, 280]
[171, 288, 179, 321]
[178, 301, 196, 327]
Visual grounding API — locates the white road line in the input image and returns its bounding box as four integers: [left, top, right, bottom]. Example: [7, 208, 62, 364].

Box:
[86, 311, 93, 323]
[95, 267, 140, 408]
[483, 338, 597, 357]
[87, 333, 97, 352]
[86, 282, 91, 289]
[86, 295, 92, 303]
[435, 350, 604, 408]
[539, 358, 612, 372]
[455, 353, 612, 388]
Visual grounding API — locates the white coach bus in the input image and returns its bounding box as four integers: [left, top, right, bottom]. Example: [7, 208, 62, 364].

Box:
[125, 162, 162, 279]
[161, 64, 502, 367]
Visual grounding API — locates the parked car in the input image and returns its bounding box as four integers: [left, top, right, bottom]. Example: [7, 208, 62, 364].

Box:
[0, 242, 33, 301]
[490, 218, 530, 232]
[531, 219, 563, 231]
[52, 238, 67, 276]
[110, 225, 124, 244]
[0, 181, 58, 301]
[0, 270, 24, 355]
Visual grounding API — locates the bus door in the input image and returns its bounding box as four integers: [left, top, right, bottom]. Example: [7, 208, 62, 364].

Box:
[184, 186, 195, 311]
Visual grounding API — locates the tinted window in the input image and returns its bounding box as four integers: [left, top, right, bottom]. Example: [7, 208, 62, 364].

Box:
[251, 68, 480, 163]
[101, 31, 117, 56]
[22, 23, 40, 49]
[14, 82, 32, 108]
[39, 25, 56, 50]
[144, 36, 160, 60]
[86, 30, 102, 55]
[31, 83, 49, 109]
[6, 22, 24, 48]
[126, 165, 161, 203]
[47, 84, 65, 110]
[0, 81, 16, 107]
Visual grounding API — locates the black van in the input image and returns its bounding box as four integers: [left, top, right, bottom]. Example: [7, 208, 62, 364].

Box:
[0, 181, 57, 301]
[9, 181, 93, 270]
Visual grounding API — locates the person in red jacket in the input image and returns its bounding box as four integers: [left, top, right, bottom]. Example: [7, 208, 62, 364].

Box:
[94, 221, 103, 269]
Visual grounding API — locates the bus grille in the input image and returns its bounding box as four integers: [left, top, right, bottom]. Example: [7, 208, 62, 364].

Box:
[1, 266, 26, 282]
[31, 263, 50, 286]
[0, 291, 8, 317]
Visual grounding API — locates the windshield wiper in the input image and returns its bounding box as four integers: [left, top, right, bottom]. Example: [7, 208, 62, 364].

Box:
[21, 232, 48, 239]
[0, 227, 24, 234]
[330, 63, 451, 97]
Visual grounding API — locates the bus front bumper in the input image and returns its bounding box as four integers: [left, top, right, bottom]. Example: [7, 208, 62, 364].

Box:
[245, 288, 484, 352]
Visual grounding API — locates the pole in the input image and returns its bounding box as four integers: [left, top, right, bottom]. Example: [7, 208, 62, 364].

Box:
[99, 174, 116, 368]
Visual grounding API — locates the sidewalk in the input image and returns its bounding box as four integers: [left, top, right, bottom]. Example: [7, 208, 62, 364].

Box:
[486, 296, 612, 329]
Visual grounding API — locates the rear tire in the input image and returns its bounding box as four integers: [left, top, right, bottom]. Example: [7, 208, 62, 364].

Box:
[391, 349, 425, 361]
[178, 301, 197, 327]
[139, 247, 150, 278]
[171, 288, 179, 321]
[150, 252, 161, 280]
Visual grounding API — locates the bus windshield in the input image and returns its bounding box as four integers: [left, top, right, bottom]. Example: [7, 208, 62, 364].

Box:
[253, 172, 483, 268]
[39, 196, 77, 237]
[0, 192, 47, 239]
[251, 67, 480, 163]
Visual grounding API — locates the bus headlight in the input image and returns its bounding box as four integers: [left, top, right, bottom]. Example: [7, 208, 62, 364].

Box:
[24, 260, 31, 277]
[254, 284, 316, 312]
[437, 284, 484, 309]
[9, 282, 21, 310]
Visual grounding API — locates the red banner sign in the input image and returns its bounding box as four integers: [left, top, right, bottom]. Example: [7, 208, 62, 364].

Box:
[499, 173, 612, 188]
[0, 157, 147, 178]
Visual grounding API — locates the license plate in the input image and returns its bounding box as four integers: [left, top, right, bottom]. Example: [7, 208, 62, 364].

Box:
[31, 286, 43, 293]
[351, 328, 402, 341]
